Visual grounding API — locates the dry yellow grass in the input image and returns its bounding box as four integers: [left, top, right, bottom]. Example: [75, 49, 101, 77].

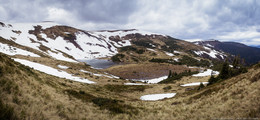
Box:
[104, 62, 198, 79]
[1, 52, 260, 120]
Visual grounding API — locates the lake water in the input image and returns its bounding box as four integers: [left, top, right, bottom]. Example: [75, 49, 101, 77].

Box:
[80, 59, 117, 69]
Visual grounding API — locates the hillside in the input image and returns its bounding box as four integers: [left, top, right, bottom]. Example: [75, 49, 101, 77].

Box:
[194, 40, 260, 65]
[1, 22, 260, 119]
[1, 50, 260, 119]
[0, 22, 227, 62]
[0, 22, 230, 80]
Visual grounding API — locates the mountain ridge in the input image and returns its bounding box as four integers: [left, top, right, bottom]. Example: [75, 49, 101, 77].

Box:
[0, 22, 228, 63]
[194, 40, 260, 65]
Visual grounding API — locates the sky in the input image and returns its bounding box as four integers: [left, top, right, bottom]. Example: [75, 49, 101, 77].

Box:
[1, 0, 260, 46]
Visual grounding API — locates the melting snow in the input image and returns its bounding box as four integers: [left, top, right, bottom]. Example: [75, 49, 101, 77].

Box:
[180, 82, 209, 87]
[188, 66, 200, 68]
[132, 76, 168, 84]
[206, 44, 214, 48]
[140, 93, 176, 101]
[174, 51, 181, 54]
[57, 65, 69, 69]
[165, 52, 174, 56]
[13, 58, 95, 84]
[124, 83, 147, 85]
[192, 69, 219, 77]
[147, 48, 157, 52]
[47, 50, 78, 63]
[0, 43, 40, 57]
[194, 46, 225, 59]
[80, 69, 118, 79]
[174, 58, 179, 62]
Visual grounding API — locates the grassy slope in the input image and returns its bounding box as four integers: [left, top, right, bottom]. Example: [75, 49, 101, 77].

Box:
[1, 52, 260, 120]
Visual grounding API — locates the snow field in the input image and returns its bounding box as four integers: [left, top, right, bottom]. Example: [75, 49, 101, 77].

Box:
[180, 82, 209, 87]
[140, 93, 176, 101]
[0, 42, 40, 57]
[192, 69, 219, 77]
[13, 58, 95, 84]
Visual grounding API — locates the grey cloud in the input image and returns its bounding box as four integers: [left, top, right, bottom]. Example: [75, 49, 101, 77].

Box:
[0, 0, 137, 24]
[1, 0, 260, 45]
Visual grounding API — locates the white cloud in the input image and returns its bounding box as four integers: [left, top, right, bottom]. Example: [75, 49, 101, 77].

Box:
[1, 0, 260, 45]
[126, 0, 211, 36]
[46, 7, 75, 23]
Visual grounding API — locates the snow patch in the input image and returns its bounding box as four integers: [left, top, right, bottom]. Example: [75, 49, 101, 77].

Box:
[13, 58, 95, 84]
[180, 82, 209, 87]
[174, 58, 179, 62]
[0, 42, 40, 57]
[192, 69, 219, 77]
[132, 76, 168, 84]
[173, 51, 181, 54]
[165, 52, 174, 56]
[47, 50, 78, 63]
[57, 65, 69, 69]
[194, 46, 226, 59]
[147, 48, 157, 52]
[140, 93, 176, 101]
[80, 70, 118, 79]
[124, 83, 147, 85]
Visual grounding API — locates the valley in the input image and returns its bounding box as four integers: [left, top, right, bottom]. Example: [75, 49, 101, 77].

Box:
[0, 22, 259, 120]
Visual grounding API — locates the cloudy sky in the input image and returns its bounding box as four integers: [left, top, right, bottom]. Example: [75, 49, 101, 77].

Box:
[1, 0, 260, 45]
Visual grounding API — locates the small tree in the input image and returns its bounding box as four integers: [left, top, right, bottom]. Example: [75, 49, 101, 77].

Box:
[197, 82, 205, 90]
[168, 70, 172, 78]
[218, 60, 230, 80]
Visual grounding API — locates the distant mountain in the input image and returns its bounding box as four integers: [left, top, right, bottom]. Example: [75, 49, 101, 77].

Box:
[194, 40, 260, 65]
[0, 22, 227, 63]
[251, 45, 260, 48]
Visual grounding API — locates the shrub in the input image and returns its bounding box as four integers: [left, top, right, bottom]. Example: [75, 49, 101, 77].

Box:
[105, 85, 147, 93]
[92, 98, 137, 114]
[132, 39, 154, 48]
[179, 55, 210, 67]
[250, 72, 260, 83]
[208, 75, 218, 85]
[159, 70, 199, 84]
[0, 99, 18, 120]
[111, 54, 125, 62]
[163, 86, 172, 91]
[197, 82, 205, 90]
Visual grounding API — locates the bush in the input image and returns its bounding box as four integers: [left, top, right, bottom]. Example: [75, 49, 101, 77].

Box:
[197, 82, 205, 90]
[250, 72, 260, 82]
[208, 57, 248, 85]
[120, 46, 145, 54]
[149, 56, 210, 67]
[179, 55, 210, 67]
[92, 98, 137, 114]
[111, 54, 125, 62]
[159, 70, 199, 84]
[149, 58, 176, 64]
[105, 85, 147, 93]
[208, 75, 218, 85]
[163, 86, 172, 91]
[132, 39, 154, 48]
[0, 99, 17, 120]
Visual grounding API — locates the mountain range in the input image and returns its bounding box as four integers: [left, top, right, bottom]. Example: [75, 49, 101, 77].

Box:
[194, 40, 260, 65]
[0, 22, 260, 119]
[0, 22, 229, 63]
